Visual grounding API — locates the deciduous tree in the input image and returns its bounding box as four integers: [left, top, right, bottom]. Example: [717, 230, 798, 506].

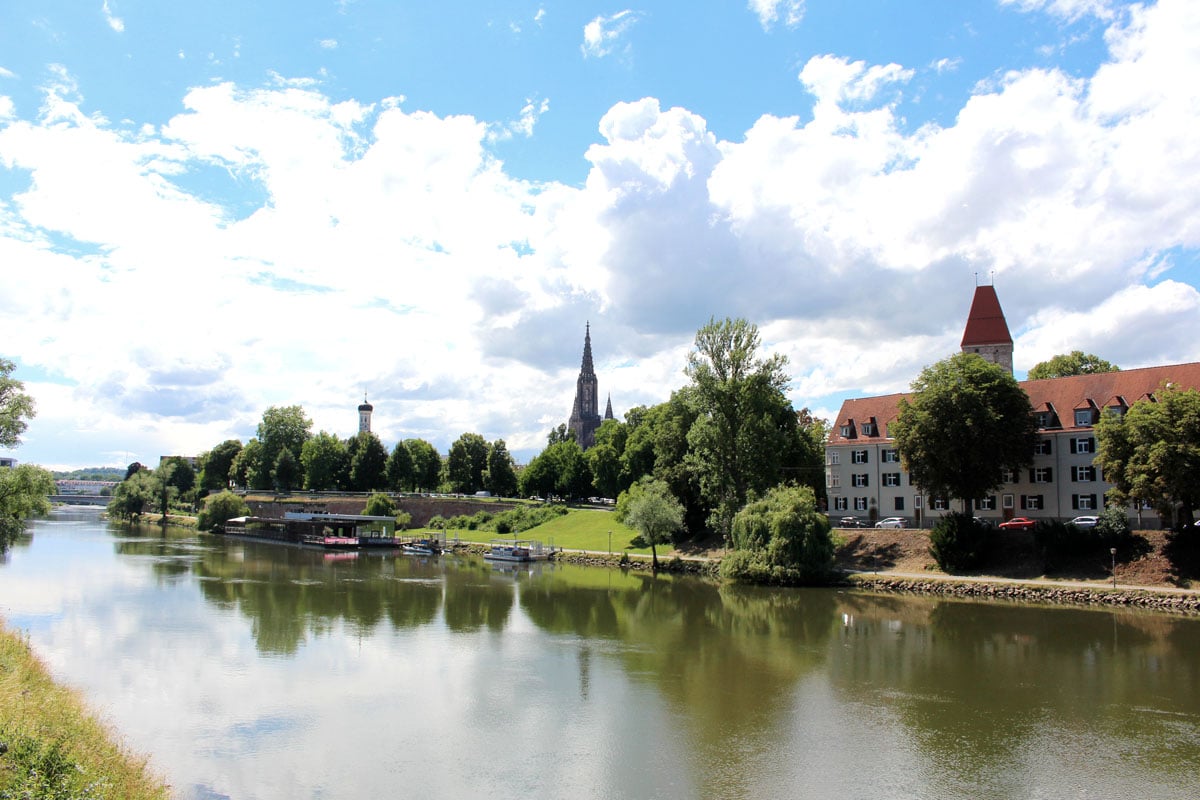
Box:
[301, 431, 348, 491]
[348, 432, 388, 492]
[721, 484, 834, 584]
[485, 439, 518, 497]
[405, 439, 442, 492]
[892, 353, 1038, 512]
[386, 441, 415, 492]
[1027, 351, 1119, 380]
[198, 439, 242, 492]
[253, 406, 312, 490]
[0, 358, 35, 449]
[446, 432, 489, 494]
[0, 464, 54, 550]
[1095, 383, 1200, 527]
[623, 479, 684, 571]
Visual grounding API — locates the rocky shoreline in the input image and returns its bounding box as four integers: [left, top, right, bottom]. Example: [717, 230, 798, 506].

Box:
[844, 574, 1200, 613]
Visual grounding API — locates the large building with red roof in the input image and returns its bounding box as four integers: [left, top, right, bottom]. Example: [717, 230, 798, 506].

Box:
[825, 286, 1198, 528]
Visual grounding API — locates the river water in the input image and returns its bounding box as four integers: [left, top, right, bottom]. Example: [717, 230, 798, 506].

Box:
[1, 507, 1197, 799]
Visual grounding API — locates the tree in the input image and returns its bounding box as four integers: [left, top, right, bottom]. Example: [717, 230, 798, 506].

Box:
[0, 358, 36, 449]
[161, 457, 196, 496]
[364, 492, 396, 517]
[684, 317, 802, 538]
[152, 461, 180, 520]
[198, 439, 242, 492]
[623, 479, 684, 571]
[253, 406, 312, 489]
[1095, 384, 1200, 527]
[197, 490, 249, 532]
[0, 464, 54, 551]
[230, 439, 261, 489]
[1028, 351, 1119, 380]
[301, 431, 349, 491]
[721, 484, 835, 584]
[586, 442, 622, 499]
[386, 441, 415, 492]
[107, 469, 157, 521]
[405, 439, 442, 492]
[892, 353, 1039, 512]
[272, 447, 301, 492]
[547, 424, 574, 445]
[348, 432, 388, 491]
[485, 439, 518, 497]
[446, 432, 489, 494]
[124, 461, 147, 481]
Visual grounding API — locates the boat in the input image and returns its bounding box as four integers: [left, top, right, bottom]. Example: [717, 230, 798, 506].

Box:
[483, 539, 552, 562]
[401, 538, 442, 556]
[218, 513, 400, 551]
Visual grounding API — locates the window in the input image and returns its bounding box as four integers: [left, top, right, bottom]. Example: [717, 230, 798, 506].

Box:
[883, 473, 901, 487]
[1035, 412, 1051, 428]
[914, 496, 923, 508]
[1071, 466, 1096, 482]
[1021, 495, 1044, 510]
[828, 472, 841, 488]
[828, 451, 840, 465]
[1073, 494, 1098, 510]
[1000, 468, 1015, 484]
[1071, 437, 1095, 454]
[882, 449, 900, 463]
[1074, 408, 1094, 427]
[1031, 467, 1053, 483]
[852, 474, 869, 488]
[932, 497, 948, 510]
[975, 496, 997, 511]
[894, 497, 905, 511]
[861, 422, 877, 436]
[1034, 439, 1052, 456]
[1003, 493, 1014, 509]
[840, 424, 853, 438]
[852, 450, 869, 464]
[854, 497, 868, 511]
[833, 496, 848, 511]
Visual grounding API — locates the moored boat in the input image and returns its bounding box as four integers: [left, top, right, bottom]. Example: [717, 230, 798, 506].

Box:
[482, 539, 551, 562]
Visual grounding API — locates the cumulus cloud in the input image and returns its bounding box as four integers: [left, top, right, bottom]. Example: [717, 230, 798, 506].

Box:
[748, 0, 805, 31]
[581, 10, 641, 59]
[488, 96, 549, 141]
[4, 0, 1200, 467]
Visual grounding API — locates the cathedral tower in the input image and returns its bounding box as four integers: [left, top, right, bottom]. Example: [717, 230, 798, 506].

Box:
[568, 324, 602, 449]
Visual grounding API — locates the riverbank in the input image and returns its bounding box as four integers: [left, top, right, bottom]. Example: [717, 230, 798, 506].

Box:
[0, 620, 171, 799]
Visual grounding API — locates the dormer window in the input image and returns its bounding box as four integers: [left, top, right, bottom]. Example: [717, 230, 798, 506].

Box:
[1074, 408, 1095, 427]
[861, 421, 876, 436]
[1034, 412, 1051, 428]
[840, 424, 854, 438]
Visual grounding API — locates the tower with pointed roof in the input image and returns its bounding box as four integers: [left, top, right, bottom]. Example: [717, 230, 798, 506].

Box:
[961, 284, 1014, 375]
[568, 324, 604, 449]
[358, 394, 374, 434]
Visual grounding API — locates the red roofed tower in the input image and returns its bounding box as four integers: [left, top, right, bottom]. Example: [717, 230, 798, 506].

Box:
[960, 285, 1013, 375]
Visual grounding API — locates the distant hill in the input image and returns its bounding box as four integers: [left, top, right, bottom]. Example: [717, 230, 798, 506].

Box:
[52, 467, 125, 482]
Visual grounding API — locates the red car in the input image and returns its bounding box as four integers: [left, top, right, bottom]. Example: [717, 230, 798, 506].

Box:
[998, 517, 1037, 530]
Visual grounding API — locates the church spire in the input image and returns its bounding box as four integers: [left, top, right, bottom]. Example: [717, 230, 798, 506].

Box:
[604, 393, 614, 421]
[581, 321, 595, 375]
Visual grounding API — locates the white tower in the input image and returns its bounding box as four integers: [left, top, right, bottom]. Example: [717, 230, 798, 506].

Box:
[358, 394, 374, 433]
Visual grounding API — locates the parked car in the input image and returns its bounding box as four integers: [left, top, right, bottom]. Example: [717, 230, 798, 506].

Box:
[875, 517, 906, 529]
[998, 517, 1037, 530]
[838, 516, 866, 528]
[1069, 515, 1099, 528]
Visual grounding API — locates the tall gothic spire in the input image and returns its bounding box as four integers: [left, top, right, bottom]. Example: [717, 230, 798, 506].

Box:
[581, 321, 595, 375]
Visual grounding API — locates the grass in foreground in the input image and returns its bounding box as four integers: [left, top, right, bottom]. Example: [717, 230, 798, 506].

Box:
[0, 621, 170, 800]
[428, 508, 652, 554]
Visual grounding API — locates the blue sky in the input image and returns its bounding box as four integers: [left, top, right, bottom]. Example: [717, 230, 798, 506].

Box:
[2, 0, 1199, 470]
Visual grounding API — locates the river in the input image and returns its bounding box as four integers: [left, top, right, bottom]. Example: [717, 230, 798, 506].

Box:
[1, 507, 1197, 799]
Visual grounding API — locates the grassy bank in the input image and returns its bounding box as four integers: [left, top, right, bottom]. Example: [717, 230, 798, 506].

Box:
[0, 621, 171, 800]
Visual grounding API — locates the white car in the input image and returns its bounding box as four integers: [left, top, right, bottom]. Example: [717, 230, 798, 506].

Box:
[875, 517, 906, 529]
[1070, 515, 1099, 528]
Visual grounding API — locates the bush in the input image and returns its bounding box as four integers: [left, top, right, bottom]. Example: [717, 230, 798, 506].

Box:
[364, 493, 396, 517]
[394, 511, 412, 531]
[196, 490, 250, 531]
[1094, 506, 1131, 548]
[1033, 519, 1087, 570]
[929, 512, 991, 573]
[720, 485, 835, 585]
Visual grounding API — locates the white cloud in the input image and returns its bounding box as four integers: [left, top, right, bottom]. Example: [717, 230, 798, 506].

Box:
[319, 39, 338, 50]
[748, 0, 805, 31]
[488, 96, 550, 142]
[999, 0, 1117, 23]
[4, 0, 1200, 467]
[581, 10, 641, 59]
[102, 0, 125, 33]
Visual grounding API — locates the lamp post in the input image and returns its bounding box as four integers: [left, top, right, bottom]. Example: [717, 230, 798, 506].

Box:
[1110, 547, 1118, 589]
[608, 530, 612, 555]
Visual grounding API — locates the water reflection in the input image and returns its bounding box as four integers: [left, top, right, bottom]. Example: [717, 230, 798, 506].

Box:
[0, 509, 1197, 800]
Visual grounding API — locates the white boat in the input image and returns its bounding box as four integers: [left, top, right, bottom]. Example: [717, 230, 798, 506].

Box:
[483, 539, 551, 562]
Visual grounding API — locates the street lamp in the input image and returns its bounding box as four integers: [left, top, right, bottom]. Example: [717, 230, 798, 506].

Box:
[1110, 547, 1118, 589]
[608, 530, 612, 555]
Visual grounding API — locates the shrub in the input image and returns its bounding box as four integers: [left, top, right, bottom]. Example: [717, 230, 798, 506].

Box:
[394, 511, 412, 531]
[929, 512, 991, 573]
[364, 493, 396, 517]
[1033, 519, 1088, 570]
[720, 485, 835, 585]
[1094, 506, 1131, 549]
[196, 490, 250, 531]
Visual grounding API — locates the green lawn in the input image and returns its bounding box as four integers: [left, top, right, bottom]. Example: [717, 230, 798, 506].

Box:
[430, 508, 652, 554]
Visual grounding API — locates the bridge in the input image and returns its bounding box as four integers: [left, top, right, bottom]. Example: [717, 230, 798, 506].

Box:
[50, 495, 109, 506]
